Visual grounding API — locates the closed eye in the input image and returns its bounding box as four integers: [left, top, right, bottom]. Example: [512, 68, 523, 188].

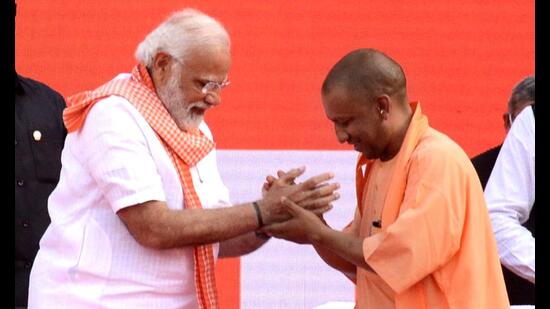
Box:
[195, 79, 208, 89]
[336, 118, 351, 126]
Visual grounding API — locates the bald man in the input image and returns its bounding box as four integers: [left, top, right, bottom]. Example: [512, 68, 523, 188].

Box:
[264, 49, 509, 308]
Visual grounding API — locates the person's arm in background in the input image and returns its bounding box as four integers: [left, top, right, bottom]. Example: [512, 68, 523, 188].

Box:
[484, 107, 535, 283]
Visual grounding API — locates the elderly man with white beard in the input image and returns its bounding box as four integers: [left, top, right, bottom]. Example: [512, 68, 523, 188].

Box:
[28, 8, 340, 308]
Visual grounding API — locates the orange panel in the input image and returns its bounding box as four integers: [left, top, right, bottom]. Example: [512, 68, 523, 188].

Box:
[215, 257, 240, 308]
[15, 0, 534, 156]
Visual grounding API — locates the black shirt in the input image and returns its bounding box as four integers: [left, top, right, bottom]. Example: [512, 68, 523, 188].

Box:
[471, 145, 502, 190]
[15, 73, 66, 307]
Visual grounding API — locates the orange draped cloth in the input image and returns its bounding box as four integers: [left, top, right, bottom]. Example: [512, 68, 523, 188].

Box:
[351, 102, 509, 308]
[64, 64, 219, 308]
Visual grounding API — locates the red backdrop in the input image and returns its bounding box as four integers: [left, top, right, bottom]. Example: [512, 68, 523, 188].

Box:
[16, 1, 534, 307]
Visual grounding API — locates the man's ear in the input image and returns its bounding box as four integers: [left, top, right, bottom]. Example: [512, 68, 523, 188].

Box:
[503, 113, 511, 132]
[375, 95, 390, 119]
[152, 52, 172, 83]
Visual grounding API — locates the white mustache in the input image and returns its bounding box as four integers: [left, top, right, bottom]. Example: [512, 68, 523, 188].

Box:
[187, 102, 209, 111]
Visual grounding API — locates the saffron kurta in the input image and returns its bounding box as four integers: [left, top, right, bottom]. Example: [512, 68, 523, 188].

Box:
[348, 102, 509, 308]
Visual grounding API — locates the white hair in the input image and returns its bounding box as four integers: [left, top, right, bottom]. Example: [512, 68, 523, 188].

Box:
[135, 8, 230, 68]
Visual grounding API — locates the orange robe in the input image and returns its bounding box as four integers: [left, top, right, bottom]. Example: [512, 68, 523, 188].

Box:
[347, 102, 509, 308]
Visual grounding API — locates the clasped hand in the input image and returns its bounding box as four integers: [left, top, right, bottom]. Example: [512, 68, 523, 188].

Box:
[258, 166, 339, 243]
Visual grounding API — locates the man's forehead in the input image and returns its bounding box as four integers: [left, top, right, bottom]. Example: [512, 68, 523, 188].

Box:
[186, 44, 230, 62]
[183, 47, 230, 75]
[323, 89, 362, 117]
[323, 85, 367, 107]
[323, 84, 351, 101]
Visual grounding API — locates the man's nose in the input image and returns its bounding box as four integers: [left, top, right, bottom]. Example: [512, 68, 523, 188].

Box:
[335, 127, 348, 144]
[204, 92, 221, 106]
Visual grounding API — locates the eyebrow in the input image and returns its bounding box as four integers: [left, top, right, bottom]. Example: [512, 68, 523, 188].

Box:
[329, 116, 350, 123]
[198, 73, 228, 83]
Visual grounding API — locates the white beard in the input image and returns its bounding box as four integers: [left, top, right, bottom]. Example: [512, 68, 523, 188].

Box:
[157, 65, 205, 132]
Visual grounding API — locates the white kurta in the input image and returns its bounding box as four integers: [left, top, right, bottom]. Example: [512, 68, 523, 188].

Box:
[29, 92, 231, 308]
[485, 106, 535, 283]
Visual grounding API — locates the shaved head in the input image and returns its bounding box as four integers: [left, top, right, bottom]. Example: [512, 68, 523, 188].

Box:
[321, 49, 413, 161]
[322, 48, 407, 104]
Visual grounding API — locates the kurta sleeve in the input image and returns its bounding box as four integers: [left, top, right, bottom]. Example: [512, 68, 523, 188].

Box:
[362, 144, 468, 293]
[77, 97, 166, 213]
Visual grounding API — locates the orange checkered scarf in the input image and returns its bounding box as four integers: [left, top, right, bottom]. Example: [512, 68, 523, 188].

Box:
[64, 63, 219, 308]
